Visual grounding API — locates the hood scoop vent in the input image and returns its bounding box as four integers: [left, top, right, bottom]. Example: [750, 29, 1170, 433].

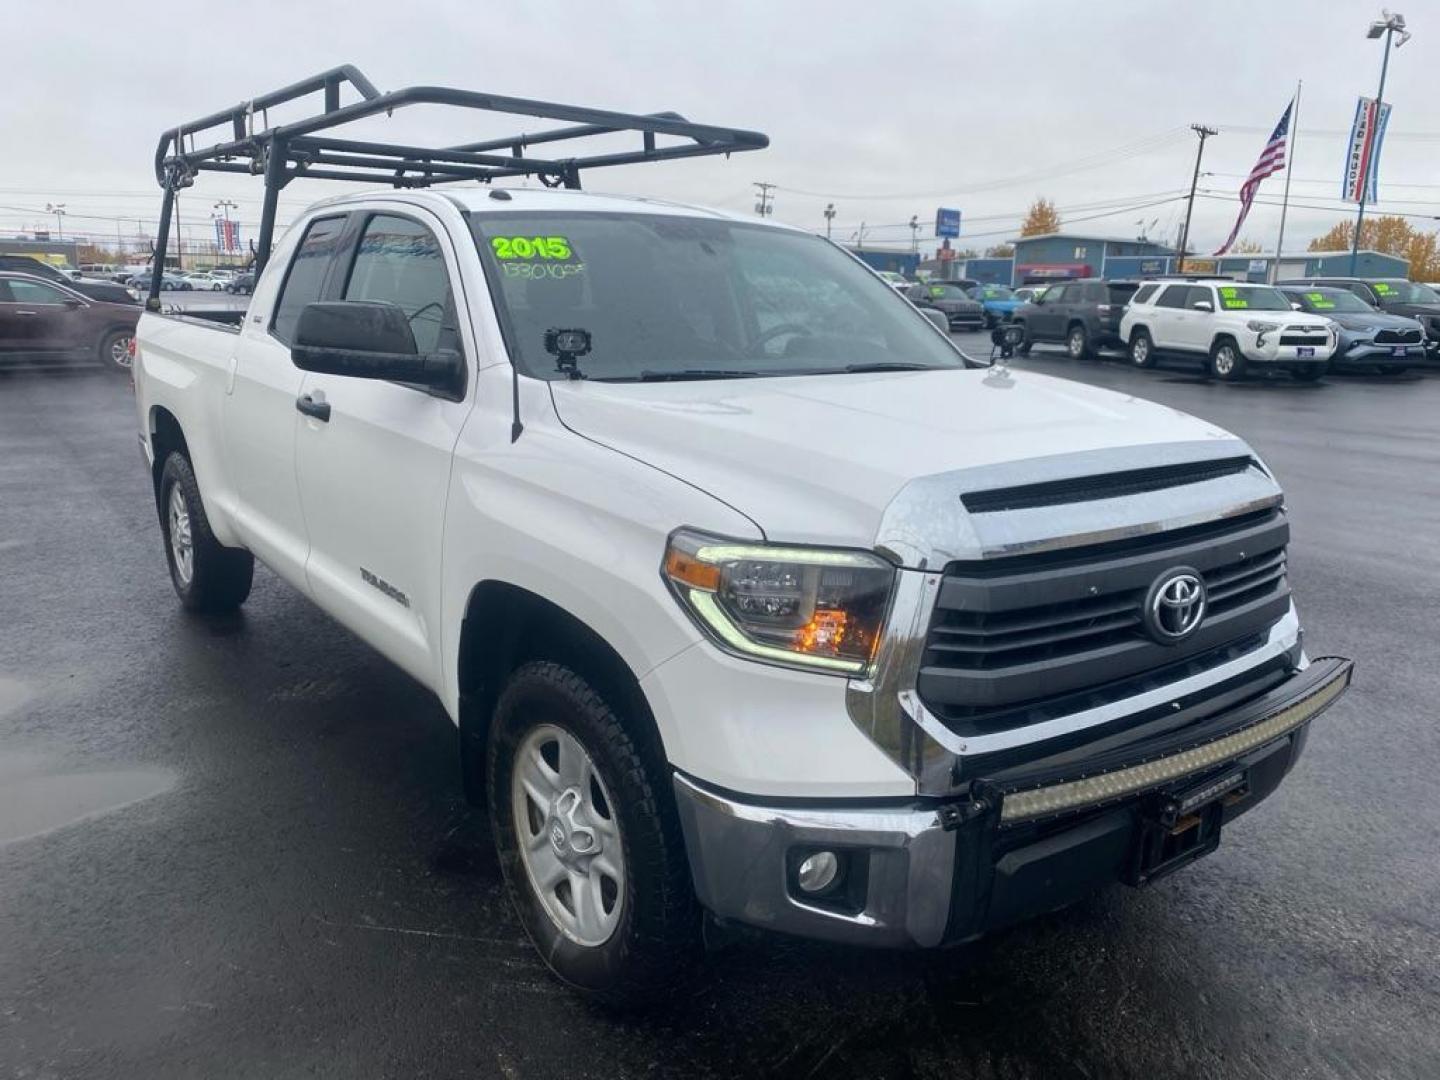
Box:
[961, 456, 1257, 514]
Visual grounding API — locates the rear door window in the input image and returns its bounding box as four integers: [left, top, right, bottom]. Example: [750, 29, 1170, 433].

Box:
[1106, 283, 1139, 305]
[1155, 285, 1190, 308]
[271, 215, 348, 344]
[1131, 284, 1159, 304]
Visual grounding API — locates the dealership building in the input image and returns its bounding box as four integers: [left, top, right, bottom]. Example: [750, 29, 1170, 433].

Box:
[919, 232, 1409, 286]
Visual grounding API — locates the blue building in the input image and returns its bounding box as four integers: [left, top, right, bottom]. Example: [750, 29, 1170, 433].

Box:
[1010, 233, 1176, 285]
[845, 247, 920, 276]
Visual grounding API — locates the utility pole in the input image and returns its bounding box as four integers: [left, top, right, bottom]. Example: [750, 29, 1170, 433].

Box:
[909, 215, 920, 255]
[753, 181, 775, 218]
[45, 202, 66, 239]
[1350, 11, 1410, 275]
[1175, 124, 1217, 274]
[823, 202, 836, 240]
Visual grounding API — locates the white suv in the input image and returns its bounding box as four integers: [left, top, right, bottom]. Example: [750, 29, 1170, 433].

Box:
[1120, 280, 1337, 381]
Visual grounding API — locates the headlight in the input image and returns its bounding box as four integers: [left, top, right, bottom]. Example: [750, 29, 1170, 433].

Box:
[662, 529, 896, 676]
[1246, 320, 1280, 333]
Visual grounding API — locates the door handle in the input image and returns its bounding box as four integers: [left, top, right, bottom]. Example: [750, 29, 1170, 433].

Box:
[295, 393, 331, 422]
[16, 310, 38, 316]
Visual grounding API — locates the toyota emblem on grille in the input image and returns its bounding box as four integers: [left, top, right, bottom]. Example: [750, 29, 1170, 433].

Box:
[1144, 567, 1207, 643]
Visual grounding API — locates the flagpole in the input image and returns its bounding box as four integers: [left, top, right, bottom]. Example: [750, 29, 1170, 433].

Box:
[1271, 81, 1301, 284]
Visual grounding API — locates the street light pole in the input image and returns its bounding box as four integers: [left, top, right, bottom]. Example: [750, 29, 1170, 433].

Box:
[1175, 125, 1217, 274]
[909, 215, 919, 255]
[823, 202, 836, 240]
[214, 199, 238, 264]
[45, 202, 66, 239]
[1350, 11, 1409, 276]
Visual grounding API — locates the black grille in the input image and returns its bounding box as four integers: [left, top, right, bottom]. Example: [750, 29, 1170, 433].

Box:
[960, 457, 1256, 514]
[918, 509, 1290, 736]
[1279, 334, 1328, 346]
[1375, 328, 1423, 345]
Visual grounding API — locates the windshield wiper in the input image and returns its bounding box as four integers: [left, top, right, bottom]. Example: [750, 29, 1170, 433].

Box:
[839, 362, 937, 373]
[627, 369, 771, 382]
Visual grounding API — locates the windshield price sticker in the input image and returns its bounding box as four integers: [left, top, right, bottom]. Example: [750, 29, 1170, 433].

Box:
[490, 235, 577, 262]
[1306, 292, 1336, 309]
[502, 262, 585, 280]
[1373, 282, 1393, 294]
[928, 286, 947, 297]
[1219, 287, 1249, 310]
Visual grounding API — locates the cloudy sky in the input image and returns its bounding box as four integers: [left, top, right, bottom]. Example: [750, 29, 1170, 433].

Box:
[2, 0, 1434, 258]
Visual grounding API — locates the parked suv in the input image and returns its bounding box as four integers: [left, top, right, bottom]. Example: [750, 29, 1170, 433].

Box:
[904, 281, 985, 329]
[1277, 277, 1440, 359]
[0, 255, 139, 306]
[1279, 286, 1427, 375]
[1121, 280, 1336, 381]
[1014, 278, 1140, 359]
[0, 271, 139, 370]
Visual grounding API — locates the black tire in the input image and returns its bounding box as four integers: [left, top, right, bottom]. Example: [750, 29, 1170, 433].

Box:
[1013, 323, 1032, 355]
[1290, 363, 1328, 382]
[488, 661, 699, 1005]
[98, 328, 133, 371]
[1208, 338, 1246, 381]
[1066, 323, 1092, 361]
[158, 452, 254, 613]
[1128, 329, 1156, 368]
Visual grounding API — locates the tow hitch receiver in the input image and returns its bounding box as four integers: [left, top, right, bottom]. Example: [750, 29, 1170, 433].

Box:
[1126, 771, 1247, 885]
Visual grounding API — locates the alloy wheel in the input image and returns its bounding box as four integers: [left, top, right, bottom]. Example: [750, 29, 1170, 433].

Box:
[167, 485, 194, 585]
[511, 723, 624, 947]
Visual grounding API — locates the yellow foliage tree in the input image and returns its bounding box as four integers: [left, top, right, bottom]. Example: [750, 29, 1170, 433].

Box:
[1231, 238, 1264, 254]
[1307, 215, 1440, 279]
[1019, 198, 1061, 237]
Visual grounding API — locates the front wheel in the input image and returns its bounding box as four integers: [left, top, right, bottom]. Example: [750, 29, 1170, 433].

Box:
[1208, 339, 1246, 381]
[488, 662, 699, 1004]
[1013, 323, 1032, 355]
[1066, 324, 1092, 361]
[1128, 330, 1155, 368]
[158, 453, 254, 613]
[98, 328, 133, 371]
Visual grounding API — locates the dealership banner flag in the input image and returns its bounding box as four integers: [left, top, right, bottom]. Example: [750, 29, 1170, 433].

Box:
[1342, 96, 1391, 204]
[1213, 100, 1292, 256]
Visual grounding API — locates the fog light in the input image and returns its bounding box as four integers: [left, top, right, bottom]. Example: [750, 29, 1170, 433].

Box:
[796, 851, 840, 894]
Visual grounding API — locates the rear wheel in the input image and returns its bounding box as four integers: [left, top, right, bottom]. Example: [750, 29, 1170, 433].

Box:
[158, 453, 254, 613]
[1066, 323, 1092, 361]
[1128, 330, 1155, 368]
[1208, 339, 1246, 381]
[1014, 323, 1032, 355]
[488, 661, 699, 1004]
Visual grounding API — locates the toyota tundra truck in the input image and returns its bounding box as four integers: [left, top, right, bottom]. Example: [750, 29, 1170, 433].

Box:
[133, 68, 1352, 1003]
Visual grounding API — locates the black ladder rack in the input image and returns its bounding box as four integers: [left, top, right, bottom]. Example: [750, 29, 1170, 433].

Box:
[148, 64, 768, 307]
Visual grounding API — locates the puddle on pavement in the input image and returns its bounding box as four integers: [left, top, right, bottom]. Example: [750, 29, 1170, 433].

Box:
[0, 756, 177, 846]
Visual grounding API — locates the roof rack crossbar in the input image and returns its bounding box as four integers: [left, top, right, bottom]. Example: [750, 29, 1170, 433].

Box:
[147, 65, 766, 305]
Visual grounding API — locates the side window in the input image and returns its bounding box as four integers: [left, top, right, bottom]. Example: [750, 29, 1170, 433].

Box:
[1345, 284, 1372, 302]
[271, 216, 347, 344]
[1187, 286, 1215, 309]
[1132, 284, 1159, 304]
[342, 214, 459, 356]
[1155, 285, 1189, 309]
[1045, 285, 1067, 303]
[8, 279, 72, 305]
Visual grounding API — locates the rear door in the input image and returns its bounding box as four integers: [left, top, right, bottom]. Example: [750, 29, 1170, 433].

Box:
[1150, 284, 1192, 348]
[294, 207, 476, 687]
[224, 213, 350, 585]
[1177, 285, 1217, 351]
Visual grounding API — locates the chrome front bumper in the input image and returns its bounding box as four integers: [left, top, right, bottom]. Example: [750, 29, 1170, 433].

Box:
[674, 657, 1352, 948]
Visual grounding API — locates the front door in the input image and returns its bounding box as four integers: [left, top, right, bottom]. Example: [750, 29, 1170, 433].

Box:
[0, 278, 87, 355]
[1033, 283, 1067, 339]
[294, 209, 475, 687]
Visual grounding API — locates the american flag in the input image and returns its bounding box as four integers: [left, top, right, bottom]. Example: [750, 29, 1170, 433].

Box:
[1213, 101, 1293, 256]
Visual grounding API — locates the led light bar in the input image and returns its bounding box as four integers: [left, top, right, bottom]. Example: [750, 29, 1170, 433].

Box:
[1000, 666, 1351, 824]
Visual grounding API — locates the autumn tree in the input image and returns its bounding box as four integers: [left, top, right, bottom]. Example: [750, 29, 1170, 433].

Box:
[986, 243, 1015, 258]
[1019, 198, 1061, 237]
[1231, 238, 1264, 254]
[1308, 215, 1440, 279]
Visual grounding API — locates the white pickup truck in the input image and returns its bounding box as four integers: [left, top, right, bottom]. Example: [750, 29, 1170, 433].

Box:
[134, 73, 1351, 1003]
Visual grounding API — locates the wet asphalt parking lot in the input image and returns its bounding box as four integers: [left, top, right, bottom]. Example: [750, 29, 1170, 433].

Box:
[1, 331, 1437, 1079]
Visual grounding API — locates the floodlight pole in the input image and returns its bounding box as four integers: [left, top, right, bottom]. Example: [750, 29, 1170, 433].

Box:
[1350, 16, 1402, 276]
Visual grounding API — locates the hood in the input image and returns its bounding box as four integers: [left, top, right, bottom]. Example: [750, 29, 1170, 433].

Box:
[1327, 311, 1425, 334]
[550, 368, 1238, 552]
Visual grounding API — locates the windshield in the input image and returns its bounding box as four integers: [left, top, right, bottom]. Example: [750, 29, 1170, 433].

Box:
[1373, 280, 1440, 304]
[970, 285, 1014, 300]
[472, 213, 968, 381]
[925, 284, 969, 300]
[1216, 285, 1290, 311]
[1294, 290, 1372, 313]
